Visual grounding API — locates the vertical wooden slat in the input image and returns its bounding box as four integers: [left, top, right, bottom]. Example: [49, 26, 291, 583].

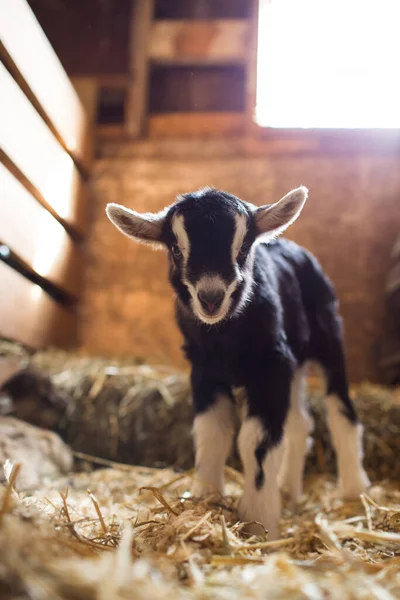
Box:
[0, 0, 90, 171]
[0, 62, 88, 236]
[0, 262, 76, 348]
[245, 0, 259, 135]
[125, 0, 155, 137]
[0, 164, 82, 298]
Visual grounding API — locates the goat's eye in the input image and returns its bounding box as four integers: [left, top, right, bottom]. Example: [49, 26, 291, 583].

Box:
[172, 244, 182, 258]
[239, 243, 249, 256]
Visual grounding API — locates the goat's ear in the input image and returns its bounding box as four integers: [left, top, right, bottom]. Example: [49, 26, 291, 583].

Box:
[106, 203, 167, 248]
[255, 186, 308, 239]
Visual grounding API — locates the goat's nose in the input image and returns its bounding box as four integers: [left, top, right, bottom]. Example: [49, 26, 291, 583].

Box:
[197, 289, 225, 315]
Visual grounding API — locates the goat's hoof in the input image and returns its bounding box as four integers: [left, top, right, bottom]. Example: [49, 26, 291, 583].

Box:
[238, 503, 279, 541]
[339, 470, 371, 500]
[191, 482, 223, 502]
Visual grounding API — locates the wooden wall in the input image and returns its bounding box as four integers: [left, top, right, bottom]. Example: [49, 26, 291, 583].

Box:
[80, 139, 400, 382]
[23, 0, 400, 380]
[0, 0, 91, 349]
[27, 0, 254, 137]
[27, 0, 131, 76]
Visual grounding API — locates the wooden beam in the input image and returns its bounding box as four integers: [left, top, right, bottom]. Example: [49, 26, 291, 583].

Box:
[148, 112, 245, 137]
[245, 0, 259, 135]
[0, 164, 83, 299]
[150, 20, 249, 65]
[125, 0, 155, 137]
[0, 62, 89, 237]
[0, 0, 91, 173]
[0, 262, 76, 348]
[71, 77, 98, 138]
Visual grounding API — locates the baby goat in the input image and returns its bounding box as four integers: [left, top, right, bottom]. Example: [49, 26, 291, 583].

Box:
[106, 186, 370, 539]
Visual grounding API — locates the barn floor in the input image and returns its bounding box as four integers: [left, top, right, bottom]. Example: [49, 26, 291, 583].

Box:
[1, 463, 399, 599]
[1, 342, 400, 598]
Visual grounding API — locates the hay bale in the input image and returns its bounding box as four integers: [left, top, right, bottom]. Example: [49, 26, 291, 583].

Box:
[59, 364, 194, 469]
[1, 342, 399, 480]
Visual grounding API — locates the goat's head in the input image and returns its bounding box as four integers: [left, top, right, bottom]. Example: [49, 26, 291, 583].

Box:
[106, 186, 307, 325]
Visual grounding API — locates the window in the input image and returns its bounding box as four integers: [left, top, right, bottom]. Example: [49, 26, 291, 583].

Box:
[256, 0, 400, 128]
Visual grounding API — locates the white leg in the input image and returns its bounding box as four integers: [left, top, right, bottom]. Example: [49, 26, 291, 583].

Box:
[278, 367, 314, 503]
[191, 394, 235, 498]
[325, 394, 370, 499]
[237, 417, 281, 540]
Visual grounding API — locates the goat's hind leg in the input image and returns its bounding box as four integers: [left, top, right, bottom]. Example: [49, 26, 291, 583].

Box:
[317, 312, 370, 498]
[324, 380, 370, 499]
[278, 365, 314, 504]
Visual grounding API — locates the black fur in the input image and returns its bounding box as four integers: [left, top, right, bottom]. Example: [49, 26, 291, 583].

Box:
[158, 188, 358, 486]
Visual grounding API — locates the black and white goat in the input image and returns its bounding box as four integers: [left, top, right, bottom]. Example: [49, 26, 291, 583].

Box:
[106, 186, 370, 539]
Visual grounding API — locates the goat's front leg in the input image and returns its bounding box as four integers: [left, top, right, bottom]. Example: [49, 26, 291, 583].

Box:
[238, 354, 293, 540]
[191, 368, 235, 498]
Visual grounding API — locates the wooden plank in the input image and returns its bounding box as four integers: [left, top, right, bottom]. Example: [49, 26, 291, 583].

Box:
[0, 164, 82, 298]
[148, 112, 245, 137]
[125, 0, 155, 137]
[0, 62, 88, 236]
[97, 125, 129, 139]
[71, 77, 98, 162]
[0, 0, 90, 171]
[0, 262, 76, 348]
[150, 65, 245, 113]
[245, 0, 259, 135]
[154, 0, 250, 20]
[150, 20, 249, 65]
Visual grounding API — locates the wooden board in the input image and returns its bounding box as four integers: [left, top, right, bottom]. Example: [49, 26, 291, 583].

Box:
[126, 0, 154, 137]
[0, 62, 88, 236]
[150, 20, 249, 65]
[154, 0, 250, 20]
[245, 0, 259, 135]
[0, 0, 90, 171]
[71, 77, 99, 128]
[0, 262, 76, 348]
[148, 112, 245, 137]
[24, 0, 131, 77]
[149, 65, 245, 113]
[0, 164, 82, 298]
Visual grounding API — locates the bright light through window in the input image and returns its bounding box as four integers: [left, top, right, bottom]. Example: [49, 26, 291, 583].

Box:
[256, 0, 400, 128]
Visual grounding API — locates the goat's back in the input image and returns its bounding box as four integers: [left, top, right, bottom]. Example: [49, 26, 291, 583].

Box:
[256, 238, 338, 362]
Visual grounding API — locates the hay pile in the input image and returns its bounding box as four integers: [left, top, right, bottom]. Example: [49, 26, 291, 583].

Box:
[1, 342, 399, 480]
[1, 341, 400, 598]
[0, 462, 399, 599]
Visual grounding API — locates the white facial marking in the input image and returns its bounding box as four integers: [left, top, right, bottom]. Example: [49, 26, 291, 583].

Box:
[193, 274, 239, 325]
[172, 211, 253, 326]
[237, 417, 281, 540]
[191, 394, 235, 497]
[325, 394, 370, 499]
[231, 213, 248, 262]
[172, 214, 190, 265]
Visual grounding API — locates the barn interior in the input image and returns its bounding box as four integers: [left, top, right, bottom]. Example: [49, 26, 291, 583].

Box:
[0, 0, 400, 598]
